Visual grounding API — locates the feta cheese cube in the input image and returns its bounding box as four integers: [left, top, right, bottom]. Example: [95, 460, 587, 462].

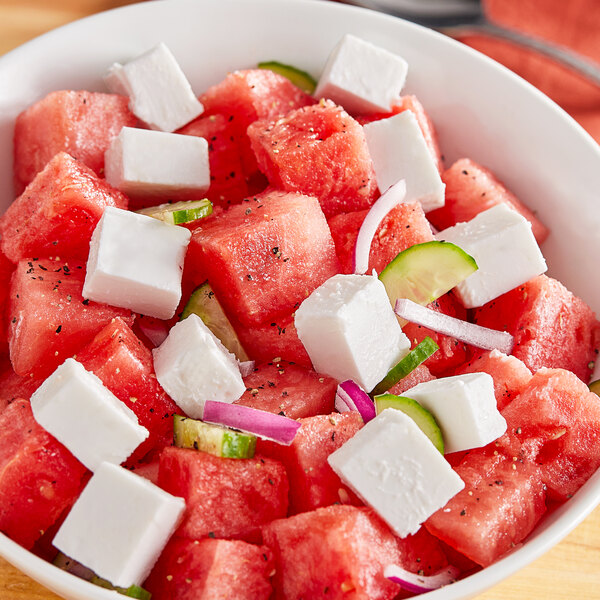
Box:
[105, 127, 210, 200]
[314, 34, 408, 114]
[435, 203, 547, 308]
[53, 462, 185, 587]
[153, 314, 245, 419]
[30, 359, 148, 471]
[363, 110, 445, 211]
[105, 42, 203, 132]
[294, 274, 410, 392]
[403, 373, 507, 453]
[83, 206, 191, 320]
[328, 408, 464, 537]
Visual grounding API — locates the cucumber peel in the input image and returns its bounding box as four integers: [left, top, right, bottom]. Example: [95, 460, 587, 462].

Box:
[379, 240, 477, 308]
[258, 60, 317, 94]
[180, 282, 249, 361]
[174, 414, 257, 459]
[589, 379, 600, 396]
[374, 394, 444, 454]
[137, 199, 212, 225]
[370, 337, 439, 397]
[91, 576, 152, 599]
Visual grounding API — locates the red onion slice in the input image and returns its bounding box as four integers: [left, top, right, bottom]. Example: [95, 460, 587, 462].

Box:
[335, 380, 376, 422]
[384, 564, 460, 593]
[137, 318, 169, 347]
[238, 360, 256, 378]
[353, 179, 407, 275]
[395, 298, 514, 354]
[203, 401, 301, 445]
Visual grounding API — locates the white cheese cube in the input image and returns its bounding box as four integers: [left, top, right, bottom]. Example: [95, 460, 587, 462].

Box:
[363, 110, 445, 211]
[314, 34, 408, 114]
[153, 313, 245, 419]
[403, 372, 507, 453]
[328, 408, 464, 537]
[30, 359, 148, 472]
[294, 274, 410, 392]
[83, 206, 191, 320]
[104, 127, 210, 200]
[105, 42, 203, 132]
[53, 462, 184, 588]
[435, 203, 547, 308]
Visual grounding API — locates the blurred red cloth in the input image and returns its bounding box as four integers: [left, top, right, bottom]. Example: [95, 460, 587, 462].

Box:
[457, 0, 600, 143]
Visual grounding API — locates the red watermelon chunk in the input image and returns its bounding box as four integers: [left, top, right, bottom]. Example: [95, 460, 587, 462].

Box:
[0, 399, 88, 549]
[158, 446, 288, 542]
[261, 412, 364, 515]
[0, 152, 128, 263]
[13, 90, 136, 194]
[0, 249, 15, 353]
[76, 317, 179, 463]
[262, 504, 450, 600]
[232, 312, 312, 368]
[328, 202, 434, 274]
[7, 258, 135, 377]
[427, 158, 549, 244]
[357, 95, 443, 174]
[456, 349, 532, 411]
[0, 358, 42, 414]
[388, 363, 436, 396]
[248, 100, 378, 218]
[402, 293, 472, 376]
[187, 190, 340, 326]
[235, 359, 337, 419]
[145, 537, 274, 600]
[497, 368, 600, 500]
[473, 274, 600, 381]
[425, 449, 546, 567]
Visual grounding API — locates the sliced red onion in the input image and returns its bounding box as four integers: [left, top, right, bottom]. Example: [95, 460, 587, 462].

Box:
[203, 401, 301, 445]
[238, 360, 256, 378]
[353, 179, 407, 275]
[335, 380, 376, 422]
[137, 318, 169, 347]
[384, 564, 460, 593]
[395, 298, 514, 354]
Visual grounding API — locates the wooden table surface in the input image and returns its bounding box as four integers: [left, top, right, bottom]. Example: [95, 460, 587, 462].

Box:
[0, 0, 599, 598]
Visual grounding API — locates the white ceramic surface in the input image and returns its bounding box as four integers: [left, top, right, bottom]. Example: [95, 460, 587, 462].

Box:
[0, 1, 599, 599]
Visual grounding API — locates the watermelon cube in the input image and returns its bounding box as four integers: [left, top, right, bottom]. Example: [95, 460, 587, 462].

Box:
[498, 368, 600, 500]
[158, 446, 288, 542]
[187, 190, 340, 326]
[0, 249, 15, 353]
[0, 359, 42, 415]
[0, 399, 88, 549]
[0, 152, 128, 263]
[76, 318, 179, 463]
[456, 349, 532, 411]
[473, 274, 600, 381]
[13, 90, 136, 194]
[388, 364, 436, 396]
[262, 504, 449, 600]
[7, 258, 135, 377]
[248, 100, 378, 218]
[425, 449, 546, 567]
[145, 537, 274, 600]
[427, 159, 549, 244]
[328, 201, 434, 274]
[235, 359, 337, 419]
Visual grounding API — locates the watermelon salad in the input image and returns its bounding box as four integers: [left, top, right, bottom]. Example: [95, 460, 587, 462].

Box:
[1, 33, 600, 600]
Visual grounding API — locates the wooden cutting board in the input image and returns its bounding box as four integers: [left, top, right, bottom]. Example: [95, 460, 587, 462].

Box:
[0, 1, 599, 598]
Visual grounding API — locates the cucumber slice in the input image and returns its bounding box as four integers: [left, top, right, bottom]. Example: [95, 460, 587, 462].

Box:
[180, 282, 249, 361]
[374, 394, 444, 454]
[589, 379, 600, 396]
[370, 337, 439, 397]
[137, 199, 212, 225]
[174, 414, 257, 459]
[91, 576, 152, 599]
[258, 60, 317, 94]
[379, 240, 477, 307]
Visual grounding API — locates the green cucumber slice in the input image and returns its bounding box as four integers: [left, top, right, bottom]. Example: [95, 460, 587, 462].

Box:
[379, 240, 477, 308]
[90, 576, 152, 599]
[370, 337, 439, 397]
[589, 379, 600, 396]
[137, 199, 213, 225]
[180, 282, 249, 361]
[258, 60, 317, 94]
[174, 414, 257, 459]
[374, 394, 444, 454]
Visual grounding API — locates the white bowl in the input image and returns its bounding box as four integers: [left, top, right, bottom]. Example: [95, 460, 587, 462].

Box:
[0, 1, 599, 599]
